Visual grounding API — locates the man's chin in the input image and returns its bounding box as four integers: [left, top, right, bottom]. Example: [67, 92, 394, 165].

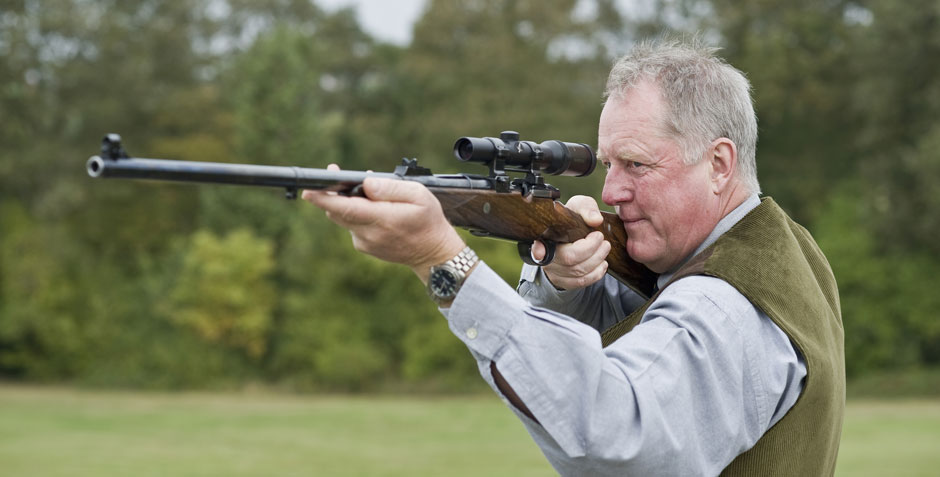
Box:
[626, 243, 651, 265]
[626, 243, 666, 274]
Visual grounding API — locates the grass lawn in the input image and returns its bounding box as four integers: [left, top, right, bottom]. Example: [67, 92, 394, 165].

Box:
[0, 385, 937, 476]
[0, 385, 551, 476]
[837, 400, 940, 476]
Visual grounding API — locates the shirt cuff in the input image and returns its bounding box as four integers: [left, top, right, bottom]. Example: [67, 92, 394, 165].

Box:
[517, 264, 586, 309]
[444, 261, 530, 360]
[519, 263, 540, 284]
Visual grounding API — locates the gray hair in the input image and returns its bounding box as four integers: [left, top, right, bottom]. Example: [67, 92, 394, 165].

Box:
[604, 40, 761, 194]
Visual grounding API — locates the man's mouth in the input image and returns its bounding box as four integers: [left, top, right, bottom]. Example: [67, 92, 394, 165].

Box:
[614, 207, 645, 226]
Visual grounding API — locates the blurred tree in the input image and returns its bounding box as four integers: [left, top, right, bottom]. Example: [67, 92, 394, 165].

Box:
[268, 208, 438, 391]
[0, 1, 220, 264]
[849, 0, 940, 255]
[2, 0, 936, 390]
[695, 0, 863, 222]
[0, 204, 89, 378]
[815, 180, 940, 375]
[0, 0, 316, 384]
[169, 228, 276, 358]
[699, 0, 940, 371]
[397, 0, 628, 198]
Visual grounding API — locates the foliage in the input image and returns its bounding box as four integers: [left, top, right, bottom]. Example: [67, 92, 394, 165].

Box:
[0, 0, 937, 390]
[846, 367, 940, 399]
[0, 204, 90, 379]
[814, 182, 940, 375]
[169, 228, 276, 358]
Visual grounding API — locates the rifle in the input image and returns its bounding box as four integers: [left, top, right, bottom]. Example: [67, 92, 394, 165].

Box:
[86, 131, 656, 297]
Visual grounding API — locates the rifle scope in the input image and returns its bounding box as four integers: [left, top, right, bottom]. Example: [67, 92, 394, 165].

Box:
[453, 131, 595, 177]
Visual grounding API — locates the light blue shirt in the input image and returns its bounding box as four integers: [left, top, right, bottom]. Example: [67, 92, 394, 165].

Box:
[441, 195, 806, 476]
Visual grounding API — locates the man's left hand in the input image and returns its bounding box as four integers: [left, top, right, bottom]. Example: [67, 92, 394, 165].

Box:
[301, 165, 466, 282]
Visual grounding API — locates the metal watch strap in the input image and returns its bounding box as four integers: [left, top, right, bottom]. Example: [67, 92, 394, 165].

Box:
[447, 246, 478, 275]
[427, 246, 478, 305]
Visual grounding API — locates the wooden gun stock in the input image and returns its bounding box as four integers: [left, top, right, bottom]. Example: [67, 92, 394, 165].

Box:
[433, 188, 656, 297]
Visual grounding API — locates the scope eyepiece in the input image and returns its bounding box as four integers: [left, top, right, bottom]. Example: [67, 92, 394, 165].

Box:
[453, 131, 595, 177]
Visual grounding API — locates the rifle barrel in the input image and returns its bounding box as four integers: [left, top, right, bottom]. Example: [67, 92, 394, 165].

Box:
[86, 156, 492, 193]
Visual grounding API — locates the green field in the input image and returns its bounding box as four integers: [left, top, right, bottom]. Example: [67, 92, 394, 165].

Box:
[1, 385, 938, 476]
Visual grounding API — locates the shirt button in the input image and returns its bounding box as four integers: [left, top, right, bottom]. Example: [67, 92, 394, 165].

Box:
[466, 327, 478, 340]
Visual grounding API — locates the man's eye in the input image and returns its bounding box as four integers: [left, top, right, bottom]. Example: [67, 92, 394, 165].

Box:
[630, 161, 644, 168]
[603, 161, 611, 170]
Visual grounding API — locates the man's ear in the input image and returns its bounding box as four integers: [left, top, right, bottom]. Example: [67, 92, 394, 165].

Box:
[708, 138, 737, 194]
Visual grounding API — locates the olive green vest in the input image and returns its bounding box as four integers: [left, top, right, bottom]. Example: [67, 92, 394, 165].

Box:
[601, 198, 845, 476]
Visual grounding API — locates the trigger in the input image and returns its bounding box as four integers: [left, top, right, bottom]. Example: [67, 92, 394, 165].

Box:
[518, 240, 556, 266]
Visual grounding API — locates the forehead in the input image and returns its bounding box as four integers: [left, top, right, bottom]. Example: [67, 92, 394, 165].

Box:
[598, 81, 672, 159]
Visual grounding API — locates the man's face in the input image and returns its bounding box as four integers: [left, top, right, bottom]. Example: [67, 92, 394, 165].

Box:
[599, 80, 719, 274]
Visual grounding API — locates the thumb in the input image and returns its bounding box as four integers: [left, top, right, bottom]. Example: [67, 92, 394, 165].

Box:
[566, 195, 603, 227]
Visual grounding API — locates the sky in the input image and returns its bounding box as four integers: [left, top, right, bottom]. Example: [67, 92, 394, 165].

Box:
[316, 0, 428, 45]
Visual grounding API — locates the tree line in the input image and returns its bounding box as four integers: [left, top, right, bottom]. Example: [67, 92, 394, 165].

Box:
[1, 0, 937, 391]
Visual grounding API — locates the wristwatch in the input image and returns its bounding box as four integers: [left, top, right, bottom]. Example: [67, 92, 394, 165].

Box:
[427, 246, 478, 305]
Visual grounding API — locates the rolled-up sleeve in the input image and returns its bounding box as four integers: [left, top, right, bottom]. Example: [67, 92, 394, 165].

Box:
[443, 263, 804, 476]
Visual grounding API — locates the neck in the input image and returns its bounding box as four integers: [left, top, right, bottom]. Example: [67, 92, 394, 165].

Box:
[717, 182, 751, 220]
[656, 192, 760, 286]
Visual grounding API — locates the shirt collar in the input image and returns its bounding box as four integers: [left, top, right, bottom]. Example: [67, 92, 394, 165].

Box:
[656, 194, 761, 289]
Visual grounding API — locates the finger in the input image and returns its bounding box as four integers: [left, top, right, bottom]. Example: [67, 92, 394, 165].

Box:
[301, 164, 343, 200]
[552, 239, 611, 278]
[542, 261, 608, 290]
[544, 239, 609, 281]
[533, 235, 604, 267]
[553, 231, 607, 266]
[558, 259, 610, 289]
[361, 177, 429, 203]
[539, 235, 610, 289]
[304, 191, 379, 227]
[531, 240, 546, 261]
[566, 195, 603, 227]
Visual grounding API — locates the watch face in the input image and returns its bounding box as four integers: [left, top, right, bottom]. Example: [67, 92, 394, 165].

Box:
[430, 267, 459, 298]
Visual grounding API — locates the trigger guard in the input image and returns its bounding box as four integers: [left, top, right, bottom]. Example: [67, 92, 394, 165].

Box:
[518, 240, 556, 266]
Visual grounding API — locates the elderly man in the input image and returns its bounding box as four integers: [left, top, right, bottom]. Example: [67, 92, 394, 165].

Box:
[304, 41, 844, 476]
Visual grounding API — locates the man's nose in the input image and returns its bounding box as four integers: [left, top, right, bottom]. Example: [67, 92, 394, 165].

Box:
[601, 167, 634, 206]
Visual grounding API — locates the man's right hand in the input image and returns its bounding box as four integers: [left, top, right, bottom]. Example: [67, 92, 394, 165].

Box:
[530, 195, 612, 290]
